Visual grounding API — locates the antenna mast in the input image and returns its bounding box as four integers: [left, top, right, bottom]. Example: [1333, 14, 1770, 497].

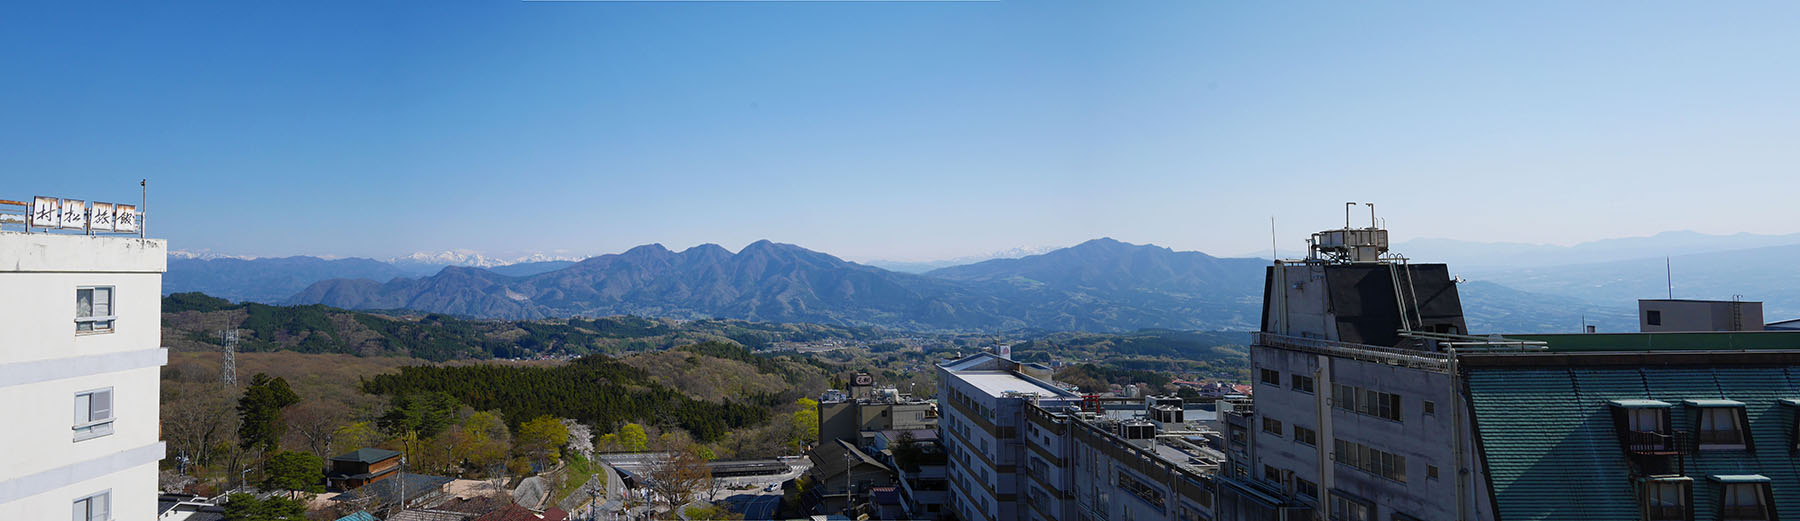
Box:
[1666, 257, 1673, 299]
[1270, 216, 1278, 259]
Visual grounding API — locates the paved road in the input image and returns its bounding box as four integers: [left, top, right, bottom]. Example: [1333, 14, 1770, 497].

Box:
[742, 495, 781, 520]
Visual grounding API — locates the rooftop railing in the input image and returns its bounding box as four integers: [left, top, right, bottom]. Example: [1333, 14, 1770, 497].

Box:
[1253, 332, 1451, 372]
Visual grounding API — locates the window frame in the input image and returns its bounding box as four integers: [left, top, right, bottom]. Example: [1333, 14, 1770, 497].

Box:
[75, 286, 118, 334]
[1291, 374, 1315, 394]
[1262, 417, 1284, 437]
[1641, 478, 1691, 521]
[73, 489, 111, 521]
[1261, 369, 1281, 386]
[73, 387, 116, 442]
[1695, 405, 1750, 451]
[1718, 482, 1772, 521]
[1329, 490, 1374, 521]
[1647, 309, 1663, 326]
[1294, 425, 1318, 446]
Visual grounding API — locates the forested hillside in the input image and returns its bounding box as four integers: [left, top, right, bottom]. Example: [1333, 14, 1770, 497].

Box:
[161, 292, 886, 361]
[360, 351, 773, 442]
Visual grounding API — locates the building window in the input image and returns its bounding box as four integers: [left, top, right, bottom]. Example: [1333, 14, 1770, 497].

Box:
[1261, 369, 1281, 386]
[1334, 439, 1407, 483]
[1647, 310, 1663, 326]
[75, 287, 116, 332]
[73, 388, 115, 441]
[1720, 482, 1770, 521]
[1263, 465, 1282, 484]
[1643, 479, 1688, 521]
[1426, 465, 1439, 480]
[1333, 384, 1404, 422]
[1263, 417, 1283, 437]
[1697, 407, 1748, 449]
[1329, 491, 1373, 521]
[73, 490, 110, 521]
[1422, 400, 1436, 416]
[1295, 478, 1318, 499]
[1294, 425, 1318, 446]
[1291, 374, 1315, 393]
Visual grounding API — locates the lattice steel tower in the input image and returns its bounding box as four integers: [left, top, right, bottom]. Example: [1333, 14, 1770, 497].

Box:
[221, 328, 238, 386]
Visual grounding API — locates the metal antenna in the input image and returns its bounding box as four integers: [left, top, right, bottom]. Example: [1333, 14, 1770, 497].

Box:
[1666, 257, 1673, 299]
[139, 179, 146, 238]
[221, 329, 238, 387]
[1270, 216, 1278, 259]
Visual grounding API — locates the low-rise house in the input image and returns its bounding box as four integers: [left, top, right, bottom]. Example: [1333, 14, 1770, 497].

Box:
[327, 448, 404, 490]
[805, 438, 896, 515]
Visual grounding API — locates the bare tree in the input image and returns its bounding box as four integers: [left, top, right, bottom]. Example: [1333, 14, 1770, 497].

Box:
[643, 447, 711, 515]
[285, 400, 348, 460]
[161, 383, 237, 471]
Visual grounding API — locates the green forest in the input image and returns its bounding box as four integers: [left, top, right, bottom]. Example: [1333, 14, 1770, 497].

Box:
[161, 292, 889, 361]
[359, 349, 772, 441]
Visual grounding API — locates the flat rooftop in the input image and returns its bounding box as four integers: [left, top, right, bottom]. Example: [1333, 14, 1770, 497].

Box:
[1508, 331, 1800, 352]
[955, 370, 1077, 399]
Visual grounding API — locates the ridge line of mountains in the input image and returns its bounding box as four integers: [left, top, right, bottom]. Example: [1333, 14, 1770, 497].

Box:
[167, 232, 1800, 334]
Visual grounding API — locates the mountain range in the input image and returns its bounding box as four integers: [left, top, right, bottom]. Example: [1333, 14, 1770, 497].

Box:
[163, 231, 1800, 334]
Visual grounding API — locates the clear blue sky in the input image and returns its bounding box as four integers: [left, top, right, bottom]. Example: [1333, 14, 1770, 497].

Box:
[6, 1, 1800, 261]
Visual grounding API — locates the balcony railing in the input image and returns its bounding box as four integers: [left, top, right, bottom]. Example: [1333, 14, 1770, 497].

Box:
[1644, 505, 1684, 521]
[1624, 430, 1689, 455]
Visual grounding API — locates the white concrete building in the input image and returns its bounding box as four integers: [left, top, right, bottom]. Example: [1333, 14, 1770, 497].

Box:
[0, 231, 168, 520]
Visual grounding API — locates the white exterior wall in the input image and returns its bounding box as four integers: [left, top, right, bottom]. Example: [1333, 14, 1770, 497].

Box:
[0, 232, 167, 521]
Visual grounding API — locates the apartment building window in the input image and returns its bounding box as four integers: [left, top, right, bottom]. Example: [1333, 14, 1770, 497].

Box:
[75, 286, 116, 332]
[1334, 439, 1407, 483]
[1641, 479, 1689, 521]
[1263, 465, 1281, 483]
[73, 388, 115, 441]
[1262, 417, 1283, 437]
[1426, 465, 1439, 480]
[1328, 491, 1373, 521]
[73, 490, 110, 521]
[1294, 425, 1318, 446]
[1422, 400, 1436, 416]
[1295, 478, 1318, 499]
[1291, 374, 1315, 393]
[1719, 480, 1771, 521]
[1261, 369, 1281, 386]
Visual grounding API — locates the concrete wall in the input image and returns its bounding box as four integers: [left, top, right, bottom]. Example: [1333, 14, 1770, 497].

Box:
[1639, 300, 1765, 332]
[0, 233, 166, 520]
[1249, 345, 1464, 521]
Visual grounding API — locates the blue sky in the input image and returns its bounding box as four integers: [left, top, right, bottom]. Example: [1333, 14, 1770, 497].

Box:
[6, 1, 1800, 261]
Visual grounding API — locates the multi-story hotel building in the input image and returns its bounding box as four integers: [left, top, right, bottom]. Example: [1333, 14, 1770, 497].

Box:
[0, 200, 167, 521]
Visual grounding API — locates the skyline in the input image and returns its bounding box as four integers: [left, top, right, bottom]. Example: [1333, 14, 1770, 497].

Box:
[9, 1, 1800, 261]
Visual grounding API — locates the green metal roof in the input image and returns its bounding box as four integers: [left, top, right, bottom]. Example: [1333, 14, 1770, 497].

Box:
[1685, 399, 1746, 407]
[1467, 366, 1800, 521]
[1710, 474, 1772, 484]
[1504, 331, 1800, 352]
[1608, 399, 1672, 408]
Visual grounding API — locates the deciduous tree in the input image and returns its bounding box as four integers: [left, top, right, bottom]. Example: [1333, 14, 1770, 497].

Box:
[517, 415, 571, 468]
[618, 423, 649, 452]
